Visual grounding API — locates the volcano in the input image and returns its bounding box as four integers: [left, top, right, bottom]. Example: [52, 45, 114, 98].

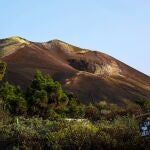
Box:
[0, 36, 150, 105]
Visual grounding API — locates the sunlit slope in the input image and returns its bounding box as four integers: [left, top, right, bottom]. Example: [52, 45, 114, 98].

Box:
[0, 36, 150, 104]
[0, 36, 29, 58]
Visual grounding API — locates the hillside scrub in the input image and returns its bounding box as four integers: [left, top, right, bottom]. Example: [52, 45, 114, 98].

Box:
[0, 115, 150, 150]
[0, 70, 150, 149]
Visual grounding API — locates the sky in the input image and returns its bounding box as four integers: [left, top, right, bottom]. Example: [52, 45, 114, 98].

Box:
[0, 0, 150, 75]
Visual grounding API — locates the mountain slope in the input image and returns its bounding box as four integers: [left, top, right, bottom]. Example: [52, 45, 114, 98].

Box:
[0, 36, 150, 104]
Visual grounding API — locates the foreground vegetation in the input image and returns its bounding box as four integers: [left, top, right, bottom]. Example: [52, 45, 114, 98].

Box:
[0, 114, 150, 150]
[0, 66, 150, 149]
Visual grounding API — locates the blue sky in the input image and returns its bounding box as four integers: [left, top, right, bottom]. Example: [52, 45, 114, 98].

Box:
[0, 0, 150, 75]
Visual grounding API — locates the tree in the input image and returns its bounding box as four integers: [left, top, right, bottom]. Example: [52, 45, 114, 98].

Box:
[26, 70, 69, 117]
[0, 82, 26, 114]
[0, 61, 6, 80]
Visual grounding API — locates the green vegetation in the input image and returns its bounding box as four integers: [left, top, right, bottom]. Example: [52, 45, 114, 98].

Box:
[0, 70, 84, 119]
[0, 69, 150, 149]
[134, 97, 150, 112]
[0, 61, 6, 80]
[0, 82, 27, 115]
[0, 115, 150, 150]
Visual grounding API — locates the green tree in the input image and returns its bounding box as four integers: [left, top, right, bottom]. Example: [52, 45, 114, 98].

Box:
[0, 61, 6, 80]
[26, 70, 69, 117]
[0, 82, 26, 114]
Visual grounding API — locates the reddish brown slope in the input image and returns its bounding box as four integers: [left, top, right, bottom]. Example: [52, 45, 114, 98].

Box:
[0, 37, 150, 104]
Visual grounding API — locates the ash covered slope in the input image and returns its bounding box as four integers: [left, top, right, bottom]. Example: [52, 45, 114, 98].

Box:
[0, 36, 150, 104]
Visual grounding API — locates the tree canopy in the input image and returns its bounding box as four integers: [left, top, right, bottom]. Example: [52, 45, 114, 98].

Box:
[0, 70, 84, 118]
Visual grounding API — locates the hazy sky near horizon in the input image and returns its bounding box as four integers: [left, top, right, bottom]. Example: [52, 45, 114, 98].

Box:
[0, 0, 150, 75]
